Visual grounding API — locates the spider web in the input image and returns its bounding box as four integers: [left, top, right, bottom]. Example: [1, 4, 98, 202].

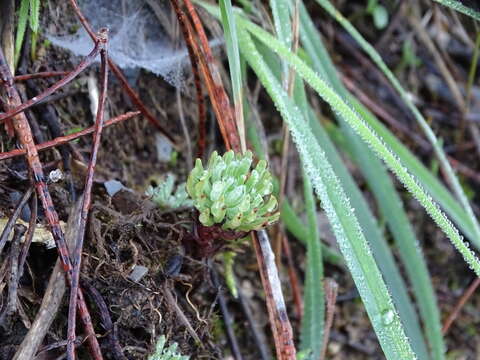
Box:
[48, 0, 220, 89]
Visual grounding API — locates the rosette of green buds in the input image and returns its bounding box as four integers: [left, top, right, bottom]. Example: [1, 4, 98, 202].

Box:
[146, 174, 193, 209]
[186, 150, 280, 232]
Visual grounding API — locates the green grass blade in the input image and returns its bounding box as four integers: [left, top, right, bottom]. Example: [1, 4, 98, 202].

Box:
[330, 120, 445, 359]
[29, 0, 40, 33]
[297, 5, 445, 357]
[255, 11, 429, 355]
[300, 88, 429, 359]
[300, 167, 324, 359]
[313, 0, 480, 250]
[269, 0, 292, 83]
[239, 17, 480, 278]
[295, 0, 476, 249]
[219, 0, 246, 152]
[243, 79, 343, 265]
[432, 0, 480, 20]
[281, 202, 343, 265]
[356, 98, 477, 241]
[14, 0, 30, 66]
[238, 25, 417, 360]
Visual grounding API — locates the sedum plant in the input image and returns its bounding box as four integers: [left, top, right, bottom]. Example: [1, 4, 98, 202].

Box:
[186, 150, 279, 232]
[148, 335, 190, 360]
[146, 174, 193, 209]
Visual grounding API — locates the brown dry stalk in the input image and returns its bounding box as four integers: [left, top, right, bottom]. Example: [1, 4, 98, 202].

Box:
[442, 277, 480, 335]
[170, 0, 233, 151]
[0, 40, 103, 360]
[183, 0, 241, 152]
[0, 111, 140, 161]
[252, 231, 296, 360]
[67, 30, 109, 360]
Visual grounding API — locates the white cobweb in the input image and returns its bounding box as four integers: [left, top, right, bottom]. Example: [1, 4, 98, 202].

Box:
[47, 0, 220, 89]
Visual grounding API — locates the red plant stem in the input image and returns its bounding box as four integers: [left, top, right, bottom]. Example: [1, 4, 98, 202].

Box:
[14, 71, 69, 82]
[165, 1, 205, 157]
[0, 44, 103, 360]
[67, 0, 176, 145]
[0, 111, 140, 161]
[67, 33, 109, 360]
[189, 49, 206, 159]
[108, 61, 176, 143]
[0, 42, 101, 125]
[170, 0, 232, 151]
[442, 277, 480, 335]
[320, 278, 338, 360]
[182, 0, 240, 152]
[281, 234, 303, 319]
[252, 231, 296, 360]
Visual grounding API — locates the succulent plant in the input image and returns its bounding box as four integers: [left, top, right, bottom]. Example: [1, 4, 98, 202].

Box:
[186, 150, 279, 232]
[148, 335, 190, 360]
[146, 174, 193, 209]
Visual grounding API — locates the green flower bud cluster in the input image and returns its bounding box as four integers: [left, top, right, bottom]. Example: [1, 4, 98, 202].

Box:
[148, 335, 189, 360]
[146, 174, 193, 209]
[186, 150, 280, 232]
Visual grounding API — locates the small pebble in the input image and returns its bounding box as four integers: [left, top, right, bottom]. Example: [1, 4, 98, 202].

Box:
[104, 180, 125, 197]
[49, 169, 64, 183]
[128, 265, 148, 282]
[155, 133, 172, 162]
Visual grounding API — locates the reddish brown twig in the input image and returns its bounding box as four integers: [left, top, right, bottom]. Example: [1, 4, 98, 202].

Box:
[321, 278, 338, 360]
[163, 0, 205, 158]
[13, 71, 69, 82]
[169, 0, 233, 151]
[442, 277, 480, 335]
[67, 30, 109, 360]
[182, 0, 240, 152]
[0, 42, 102, 125]
[0, 41, 103, 360]
[281, 234, 303, 319]
[66, 0, 176, 145]
[13, 197, 84, 360]
[252, 231, 296, 360]
[0, 111, 140, 161]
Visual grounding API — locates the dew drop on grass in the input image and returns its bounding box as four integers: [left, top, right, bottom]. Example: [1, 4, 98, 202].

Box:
[381, 309, 395, 326]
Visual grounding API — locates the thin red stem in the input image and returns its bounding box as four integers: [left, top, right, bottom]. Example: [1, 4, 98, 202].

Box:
[252, 231, 296, 360]
[182, 0, 240, 152]
[67, 34, 109, 360]
[0, 111, 140, 161]
[170, 0, 231, 150]
[320, 279, 338, 360]
[442, 277, 480, 335]
[0, 41, 101, 124]
[0, 40, 104, 360]
[14, 71, 69, 82]
[281, 234, 303, 319]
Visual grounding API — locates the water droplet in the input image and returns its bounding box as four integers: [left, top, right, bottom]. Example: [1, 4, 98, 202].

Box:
[381, 309, 394, 326]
